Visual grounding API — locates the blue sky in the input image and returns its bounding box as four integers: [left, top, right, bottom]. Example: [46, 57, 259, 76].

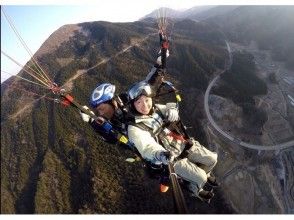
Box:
[1, 0, 290, 83]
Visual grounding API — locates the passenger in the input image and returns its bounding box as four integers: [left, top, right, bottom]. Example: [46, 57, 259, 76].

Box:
[127, 81, 219, 202]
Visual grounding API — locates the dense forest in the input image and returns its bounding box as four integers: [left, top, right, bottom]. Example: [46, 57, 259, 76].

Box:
[212, 51, 268, 130]
[1, 17, 230, 213]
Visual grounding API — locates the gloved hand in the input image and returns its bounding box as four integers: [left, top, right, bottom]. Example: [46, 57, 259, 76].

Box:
[79, 106, 94, 123]
[156, 49, 169, 65]
[166, 103, 179, 122]
[155, 151, 171, 165]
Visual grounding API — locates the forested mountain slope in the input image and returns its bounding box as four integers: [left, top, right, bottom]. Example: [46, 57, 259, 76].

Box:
[1, 18, 229, 213]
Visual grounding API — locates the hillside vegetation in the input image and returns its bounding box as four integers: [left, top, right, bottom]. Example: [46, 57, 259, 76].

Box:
[1, 19, 228, 213]
[3, 5, 293, 213]
[212, 51, 268, 131]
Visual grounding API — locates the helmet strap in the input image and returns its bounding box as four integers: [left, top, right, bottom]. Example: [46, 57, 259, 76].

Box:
[111, 99, 118, 110]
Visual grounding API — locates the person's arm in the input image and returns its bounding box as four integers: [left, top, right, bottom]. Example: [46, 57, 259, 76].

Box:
[89, 120, 118, 144]
[145, 31, 169, 89]
[79, 107, 120, 144]
[159, 30, 169, 70]
[128, 125, 167, 161]
[156, 103, 179, 122]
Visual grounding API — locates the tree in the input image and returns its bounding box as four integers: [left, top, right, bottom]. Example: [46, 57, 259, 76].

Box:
[35, 150, 71, 213]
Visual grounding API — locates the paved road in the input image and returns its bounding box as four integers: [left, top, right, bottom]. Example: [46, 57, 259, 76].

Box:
[204, 41, 294, 151]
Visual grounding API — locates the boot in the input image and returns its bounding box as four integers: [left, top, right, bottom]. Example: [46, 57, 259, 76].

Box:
[193, 189, 214, 203]
[207, 176, 219, 188]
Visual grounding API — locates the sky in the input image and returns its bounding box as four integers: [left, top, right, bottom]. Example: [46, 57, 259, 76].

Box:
[1, 0, 292, 83]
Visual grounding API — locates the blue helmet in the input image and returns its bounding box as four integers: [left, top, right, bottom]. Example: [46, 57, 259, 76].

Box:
[90, 83, 116, 108]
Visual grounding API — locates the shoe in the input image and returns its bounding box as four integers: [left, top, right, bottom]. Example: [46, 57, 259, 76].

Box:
[193, 189, 214, 203]
[207, 176, 219, 188]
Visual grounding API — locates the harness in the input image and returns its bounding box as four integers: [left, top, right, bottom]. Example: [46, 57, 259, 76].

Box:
[129, 106, 193, 161]
[128, 106, 165, 141]
[89, 93, 134, 148]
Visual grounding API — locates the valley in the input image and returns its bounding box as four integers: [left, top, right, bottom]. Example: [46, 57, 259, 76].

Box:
[205, 40, 294, 213]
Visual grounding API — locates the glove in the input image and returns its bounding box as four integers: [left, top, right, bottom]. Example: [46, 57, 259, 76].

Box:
[155, 151, 171, 165]
[79, 106, 94, 123]
[156, 49, 169, 65]
[166, 103, 179, 122]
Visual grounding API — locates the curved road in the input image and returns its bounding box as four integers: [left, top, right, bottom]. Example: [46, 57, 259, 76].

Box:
[204, 41, 294, 151]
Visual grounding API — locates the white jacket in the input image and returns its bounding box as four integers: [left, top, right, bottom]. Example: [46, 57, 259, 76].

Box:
[128, 103, 218, 193]
[127, 103, 179, 162]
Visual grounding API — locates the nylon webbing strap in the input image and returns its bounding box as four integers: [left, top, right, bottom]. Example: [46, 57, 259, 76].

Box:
[168, 162, 188, 214]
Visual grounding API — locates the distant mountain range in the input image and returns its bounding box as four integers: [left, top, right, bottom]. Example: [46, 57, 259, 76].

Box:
[141, 5, 237, 21]
[143, 5, 294, 69]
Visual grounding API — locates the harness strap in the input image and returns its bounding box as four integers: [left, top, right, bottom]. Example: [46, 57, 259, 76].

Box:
[177, 139, 193, 159]
[167, 131, 186, 142]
